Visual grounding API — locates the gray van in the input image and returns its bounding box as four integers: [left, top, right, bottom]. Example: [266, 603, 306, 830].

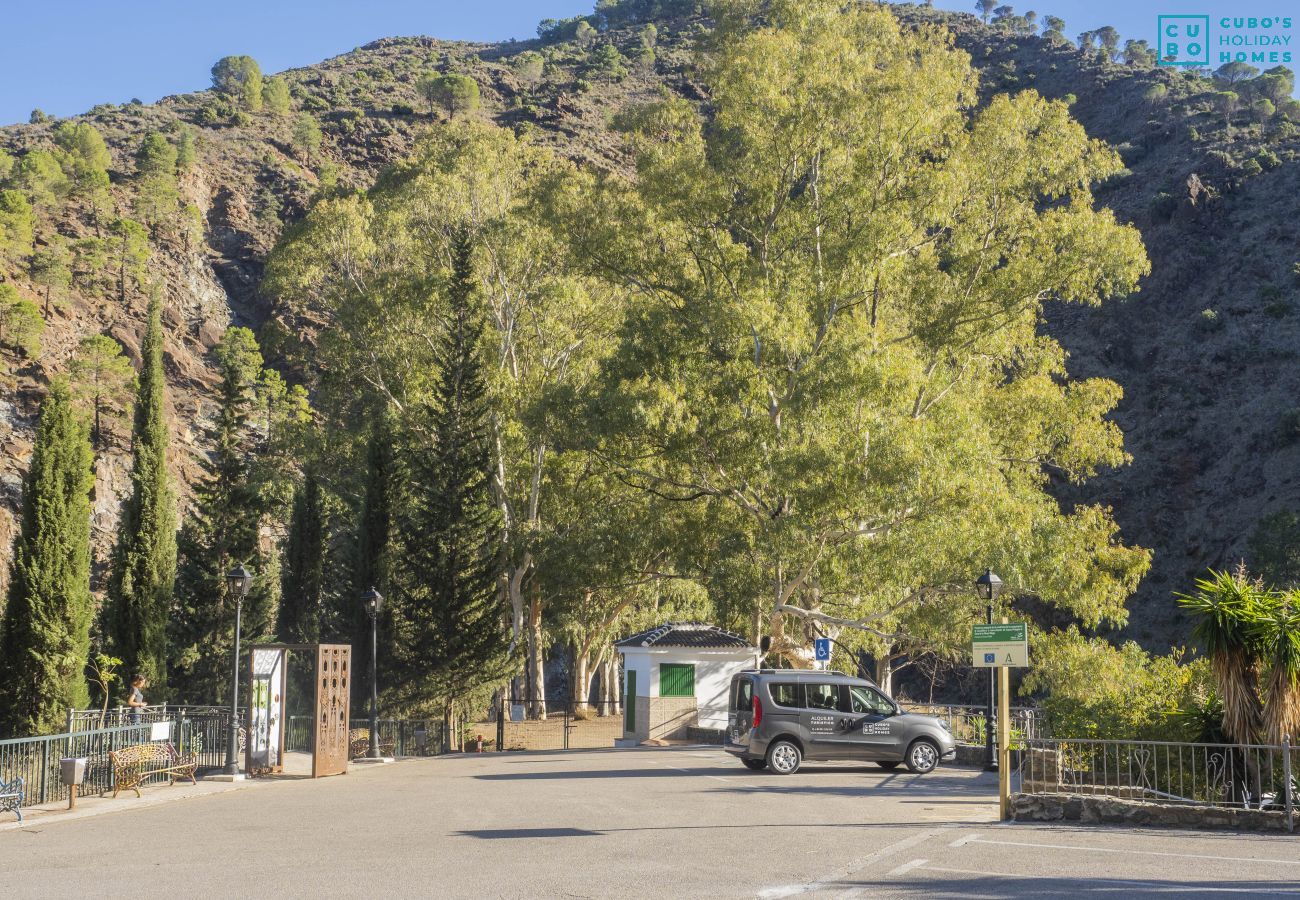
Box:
[724, 670, 957, 775]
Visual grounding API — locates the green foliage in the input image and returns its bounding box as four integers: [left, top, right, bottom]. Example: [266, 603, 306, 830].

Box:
[107, 291, 176, 694]
[211, 55, 264, 111]
[262, 76, 292, 116]
[176, 126, 197, 171]
[54, 122, 112, 226]
[1123, 39, 1154, 67]
[0, 190, 34, 269]
[16, 149, 70, 209]
[0, 381, 95, 736]
[279, 471, 325, 643]
[134, 132, 180, 232]
[390, 230, 509, 711]
[416, 73, 480, 118]
[108, 218, 150, 302]
[29, 236, 71, 315]
[69, 333, 137, 449]
[0, 283, 43, 357]
[1142, 84, 1168, 106]
[0, 148, 13, 182]
[1215, 60, 1259, 84]
[588, 43, 628, 81]
[290, 114, 322, 159]
[170, 327, 308, 701]
[575, 20, 597, 48]
[1021, 627, 1206, 739]
[568, 0, 1150, 663]
[512, 51, 545, 87]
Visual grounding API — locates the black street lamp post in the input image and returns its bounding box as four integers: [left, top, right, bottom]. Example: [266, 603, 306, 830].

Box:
[362, 587, 384, 760]
[222, 564, 253, 777]
[975, 568, 1003, 773]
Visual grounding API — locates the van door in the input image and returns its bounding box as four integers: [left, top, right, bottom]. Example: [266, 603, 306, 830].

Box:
[728, 675, 754, 746]
[840, 684, 903, 759]
[802, 682, 848, 759]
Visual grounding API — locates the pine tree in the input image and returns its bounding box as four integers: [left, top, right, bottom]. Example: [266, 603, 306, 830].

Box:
[0, 382, 94, 736]
[170, 327, 281, 702]
[279, 470, 324, 643]
[392, 229, 507, 712]
[349, 416, 394, 705]
[107, 290, 176, 695]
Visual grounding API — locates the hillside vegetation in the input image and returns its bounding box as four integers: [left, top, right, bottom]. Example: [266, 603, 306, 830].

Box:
[1, 0, 1300, 717]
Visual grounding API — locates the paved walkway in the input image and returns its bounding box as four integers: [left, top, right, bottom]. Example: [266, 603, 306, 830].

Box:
[0, 748, 1296, 897]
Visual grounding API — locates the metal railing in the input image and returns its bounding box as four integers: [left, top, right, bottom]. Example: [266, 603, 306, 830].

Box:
[902, 703, 1045, 747]
[1018, 736, 1296, 827]
[493, 701, 627, 752]
[67, 705, 242, 732]
[286, 717, 448, 757]
[0, 723, 156, 805]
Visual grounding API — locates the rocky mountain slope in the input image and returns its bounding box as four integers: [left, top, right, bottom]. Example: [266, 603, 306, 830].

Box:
[1, 4, 1297, 647]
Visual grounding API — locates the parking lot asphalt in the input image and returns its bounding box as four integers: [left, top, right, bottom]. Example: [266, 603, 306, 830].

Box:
[0, 747, 1296, 898]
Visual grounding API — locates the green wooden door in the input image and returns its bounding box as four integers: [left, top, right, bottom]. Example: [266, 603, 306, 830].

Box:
[659, 663, 695, 698]
[626, 669, 636, 732]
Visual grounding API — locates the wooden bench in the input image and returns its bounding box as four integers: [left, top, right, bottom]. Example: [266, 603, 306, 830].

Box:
[109, 743, 198, 798]
[0, 775, 22, 822]
[348, 728, 396, 760]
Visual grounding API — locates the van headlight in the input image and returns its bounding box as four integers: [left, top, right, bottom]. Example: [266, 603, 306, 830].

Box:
[937, 719, 951, 732]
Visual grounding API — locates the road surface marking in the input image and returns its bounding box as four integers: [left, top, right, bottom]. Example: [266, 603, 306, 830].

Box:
[757, 827, 946, 898]
[966, 837, 1300, 867]
[885, 858, 928, 877]
[948, 833, 980, 847]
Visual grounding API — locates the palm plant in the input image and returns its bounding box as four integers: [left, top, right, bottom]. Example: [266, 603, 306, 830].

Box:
[1176, 569, 1263, 745]
[1252, 589, 1300, 745]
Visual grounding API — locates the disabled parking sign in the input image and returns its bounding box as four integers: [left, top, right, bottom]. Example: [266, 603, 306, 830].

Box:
[814, 638, 831, 662]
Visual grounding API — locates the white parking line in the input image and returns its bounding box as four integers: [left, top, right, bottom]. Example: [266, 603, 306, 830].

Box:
[885, 858, 928, 877]
[965, 837, 1300, 867]
[947, 832, 980, 847]
[757, 827, 947, 898]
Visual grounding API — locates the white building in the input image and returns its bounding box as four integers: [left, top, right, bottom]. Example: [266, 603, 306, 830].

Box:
[615, 623, 757, 742]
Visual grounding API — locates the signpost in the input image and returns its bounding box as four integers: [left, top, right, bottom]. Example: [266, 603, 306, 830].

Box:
[814, 638, 831, 671]
[971, 621, 1028, 821]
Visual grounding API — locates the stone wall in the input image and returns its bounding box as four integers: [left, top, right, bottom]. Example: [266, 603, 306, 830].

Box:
[1012, 792, 1293, 832]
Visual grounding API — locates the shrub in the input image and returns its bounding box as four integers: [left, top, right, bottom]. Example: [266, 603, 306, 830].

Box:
[390, 103, 415, 116]
[1196, 308, 1222, 332]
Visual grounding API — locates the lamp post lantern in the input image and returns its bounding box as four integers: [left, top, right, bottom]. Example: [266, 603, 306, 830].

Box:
[975, 568, 1003, 772]
[362, 587, 384, 760]
[222, 564, 253, 777]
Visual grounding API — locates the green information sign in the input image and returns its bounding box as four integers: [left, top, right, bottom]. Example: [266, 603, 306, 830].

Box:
[971, 622, 1028, 668]
[972, 623, 1027, 644]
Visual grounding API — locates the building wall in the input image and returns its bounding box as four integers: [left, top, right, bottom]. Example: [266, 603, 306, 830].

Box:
[617, 645, 755, 733]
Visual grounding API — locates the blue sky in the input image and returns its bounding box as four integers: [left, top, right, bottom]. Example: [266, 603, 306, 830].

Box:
[0, 1, 1285, 126]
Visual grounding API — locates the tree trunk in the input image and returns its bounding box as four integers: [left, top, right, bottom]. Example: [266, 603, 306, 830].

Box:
[574, 652, 589, 712]
[609, 654, 621, 715]
[526, 588, 546, 720]
[874, 655, 893, 696]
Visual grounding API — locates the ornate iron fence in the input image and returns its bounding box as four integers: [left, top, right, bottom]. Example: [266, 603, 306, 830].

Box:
[0, 723, 156, 805]
[286, 716, 448, 757]
[902, 703, 1045, 747]
[1018, 736, 1296, 828]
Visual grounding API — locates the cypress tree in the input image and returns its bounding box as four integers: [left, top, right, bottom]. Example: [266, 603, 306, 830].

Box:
[392, 229, 507, 711]
[348, 417, 395, 707]
[279, 471, 324, 643]
[0, 382, 94, 735]
[170, 327, 280, 702]
[108, 290, 176, 694]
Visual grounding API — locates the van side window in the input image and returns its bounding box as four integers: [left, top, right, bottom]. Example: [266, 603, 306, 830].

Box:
[769, 683, 801, 708]
[733, 679, 753, 710]
[848, 686, 894, 715]
[806, 683, 841, 711]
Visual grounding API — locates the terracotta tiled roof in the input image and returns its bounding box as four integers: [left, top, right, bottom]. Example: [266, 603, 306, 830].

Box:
[615, 622, 752, 649]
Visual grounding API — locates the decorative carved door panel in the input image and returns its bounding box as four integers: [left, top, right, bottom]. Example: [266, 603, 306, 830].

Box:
[313, 644, 351, 777]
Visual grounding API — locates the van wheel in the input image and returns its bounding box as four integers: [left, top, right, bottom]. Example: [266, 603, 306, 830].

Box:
[742, 759, 767, 771]
[767, 740, 802, 775]
[905, 739, 940, 774]
[876, 761, 900, 770]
